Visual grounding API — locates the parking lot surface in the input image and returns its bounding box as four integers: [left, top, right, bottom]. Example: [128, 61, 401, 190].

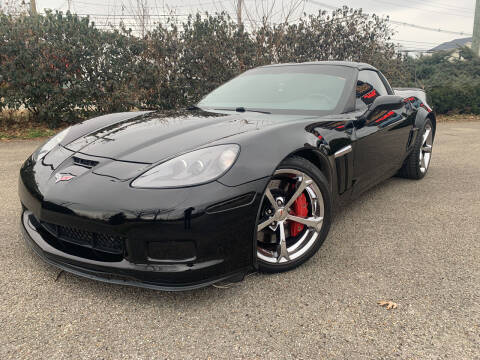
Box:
[1, 121, 479, 359]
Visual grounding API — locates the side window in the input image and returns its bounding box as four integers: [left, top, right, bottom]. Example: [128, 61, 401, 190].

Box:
[356, 70, 389, 110]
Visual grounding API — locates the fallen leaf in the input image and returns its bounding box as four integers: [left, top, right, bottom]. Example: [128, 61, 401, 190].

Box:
[377, 300, 398, 310]
[54, 270, 65, 282]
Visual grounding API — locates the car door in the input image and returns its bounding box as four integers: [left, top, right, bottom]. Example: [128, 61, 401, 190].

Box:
[352, 70, 413, 195]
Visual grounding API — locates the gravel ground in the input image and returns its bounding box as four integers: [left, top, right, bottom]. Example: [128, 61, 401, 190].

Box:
[1, 121, 479, 359]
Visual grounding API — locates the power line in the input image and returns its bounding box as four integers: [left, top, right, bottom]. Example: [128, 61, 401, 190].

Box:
[73, 0, 230, 10]
[389, 20, 472, 36]
[398, 49, 433, 53]
[406, 0, 473, 12]
[367, 0, 473, 18]
[306, 0, 473, 36]
[308, 0, 472, 16]
[41, 0, 475, 38]
[61, 13, 189, 17]
[56, 1, 67, 11]
[306, 0, 335, 10]
[393, 39, 443, 46]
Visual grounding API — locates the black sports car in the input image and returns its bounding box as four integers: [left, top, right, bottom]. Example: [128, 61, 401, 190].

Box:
[19, 61, 435, 290]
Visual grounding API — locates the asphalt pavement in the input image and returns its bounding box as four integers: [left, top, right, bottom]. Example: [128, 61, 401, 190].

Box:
[1, 121, 479, 359]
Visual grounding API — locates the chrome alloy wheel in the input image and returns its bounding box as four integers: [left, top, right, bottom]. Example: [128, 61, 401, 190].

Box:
[419, 123, 433, 173]
[256, 169, 324, 264]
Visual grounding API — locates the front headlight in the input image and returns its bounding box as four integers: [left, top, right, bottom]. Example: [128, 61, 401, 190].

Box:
[33, 127, 70, 161]
[131, 144, 240, 188]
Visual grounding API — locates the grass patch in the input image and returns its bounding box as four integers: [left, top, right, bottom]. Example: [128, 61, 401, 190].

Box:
[0, 127, 57, 140]
[0, 109, 62, 140]
[437, 114, 480, 122]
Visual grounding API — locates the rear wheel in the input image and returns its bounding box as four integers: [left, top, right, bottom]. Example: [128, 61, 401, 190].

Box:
[399, 120, 434, 179]
[256, 156, 332, 273]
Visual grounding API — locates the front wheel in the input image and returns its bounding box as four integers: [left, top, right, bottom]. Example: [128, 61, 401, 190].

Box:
[256, 156, 332, 273]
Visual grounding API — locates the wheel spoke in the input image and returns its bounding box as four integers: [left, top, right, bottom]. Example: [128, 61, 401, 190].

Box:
[424, 153, 430, 168]
[420, 154, 426, 169]
[284, 176, 313, 211]
[277, 222, 290, 262]
[265, 188, 279, 211]
[287, 215, 323, 231]
[423, 128, 431, 143]
[422, 144, 432, 153]
[258, 217, 275, 232]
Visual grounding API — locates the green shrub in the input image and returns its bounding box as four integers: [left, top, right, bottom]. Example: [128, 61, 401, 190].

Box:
[0, 11, 144, 126]
[4, 9, 475, 127]
[396, 48, 480, 114]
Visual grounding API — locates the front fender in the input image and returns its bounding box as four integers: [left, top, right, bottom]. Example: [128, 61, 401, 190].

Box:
[216, 120, 338, 188]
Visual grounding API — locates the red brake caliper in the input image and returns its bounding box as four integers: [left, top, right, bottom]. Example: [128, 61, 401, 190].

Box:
[289, 192, 308, 237]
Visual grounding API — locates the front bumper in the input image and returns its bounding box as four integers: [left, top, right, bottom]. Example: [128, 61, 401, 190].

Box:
[19, 154, 269, 290]
[21, 210, 247, 290]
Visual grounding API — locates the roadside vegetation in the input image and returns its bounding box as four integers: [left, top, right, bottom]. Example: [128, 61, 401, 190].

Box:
[401, 48, 480, 115]
[1, 8, 479, 137]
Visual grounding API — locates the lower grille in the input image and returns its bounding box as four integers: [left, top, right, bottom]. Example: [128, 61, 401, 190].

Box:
[41, 221, 125, 255]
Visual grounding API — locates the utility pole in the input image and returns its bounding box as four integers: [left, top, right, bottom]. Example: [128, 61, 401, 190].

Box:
[136, 0, 149, 38]
[236, 0, 243, 26]
[29, 0, 37, 15]
[68, 0, 72, 12]
[473, 0, 480, 56]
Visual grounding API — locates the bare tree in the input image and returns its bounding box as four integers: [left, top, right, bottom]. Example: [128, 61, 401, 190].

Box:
[121, 0, 182, 35]
[241, 0, 306, 29]
[136, 0, 150, 37]
[0, 0, 28, 15]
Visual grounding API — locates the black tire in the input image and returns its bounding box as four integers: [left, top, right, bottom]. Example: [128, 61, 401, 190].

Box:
[257, 156, 332, 273]
[399, 119, 434, 180]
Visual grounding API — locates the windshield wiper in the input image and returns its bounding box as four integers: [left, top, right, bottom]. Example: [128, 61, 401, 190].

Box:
[212, 107, 271, 114]
[235, 107, 271, 114]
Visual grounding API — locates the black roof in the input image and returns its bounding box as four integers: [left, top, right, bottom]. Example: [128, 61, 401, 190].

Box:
[263, 61, 377, 71]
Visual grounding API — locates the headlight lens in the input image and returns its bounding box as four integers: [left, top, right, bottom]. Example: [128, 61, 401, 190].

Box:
[131, 144, 240, 188]
[33, 128, 70, 161]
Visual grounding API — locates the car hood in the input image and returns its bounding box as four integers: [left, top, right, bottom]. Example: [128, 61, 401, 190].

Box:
[64, 110, 310, 164]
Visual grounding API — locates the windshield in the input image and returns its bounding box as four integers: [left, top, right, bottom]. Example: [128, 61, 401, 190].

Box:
[198, 65, 355, 115]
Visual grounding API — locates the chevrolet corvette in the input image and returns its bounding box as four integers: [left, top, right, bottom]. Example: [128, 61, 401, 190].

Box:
[19, 61, 435, 290]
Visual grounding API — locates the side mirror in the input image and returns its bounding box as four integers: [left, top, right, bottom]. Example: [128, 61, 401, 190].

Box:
[363, 95, 404, 119]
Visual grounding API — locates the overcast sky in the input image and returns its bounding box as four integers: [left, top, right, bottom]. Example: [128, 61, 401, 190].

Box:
[32, 0, 476, 52]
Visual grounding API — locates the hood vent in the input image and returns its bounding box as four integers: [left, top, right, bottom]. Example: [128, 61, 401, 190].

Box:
[73, 156, 99, 168]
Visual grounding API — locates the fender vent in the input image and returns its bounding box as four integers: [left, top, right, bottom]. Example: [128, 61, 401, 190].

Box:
[335, 155, 349, 194]
[334, 145, 353, 195]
